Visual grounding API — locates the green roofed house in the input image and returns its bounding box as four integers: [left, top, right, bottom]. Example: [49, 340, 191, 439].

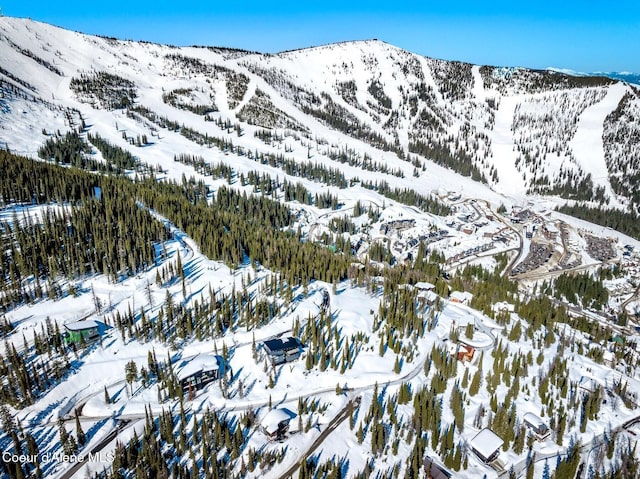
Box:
[610, 336, 625, 347]
[64, 320, 100, 345]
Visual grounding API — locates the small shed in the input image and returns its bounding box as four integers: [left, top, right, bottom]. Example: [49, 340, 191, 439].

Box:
[470, 428, 504, 463]
[64, 320, 100, 345]
[262, 337, 303, 366]
[523, 412, 550, 440]
[261, 408, 296, 440]
[578, 376, 598, 394]
[176, 354, 224, 393]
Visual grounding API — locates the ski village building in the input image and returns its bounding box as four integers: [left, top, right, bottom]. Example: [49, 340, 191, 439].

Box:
[470, 428, 504, 463]
[63, 320, 100, 345]
[176, 354, 224, 392]
[262, 337, 303, 366]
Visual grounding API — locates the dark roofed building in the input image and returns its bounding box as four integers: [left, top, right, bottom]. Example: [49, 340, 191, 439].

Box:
[423, 457, 452, 479]
[262, 337, 302, 365]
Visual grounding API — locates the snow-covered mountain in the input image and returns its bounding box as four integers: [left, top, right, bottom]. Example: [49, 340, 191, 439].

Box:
[1, 17, 639, 213]
[596, 71, 640, 86]
[5, 18, 640, 479]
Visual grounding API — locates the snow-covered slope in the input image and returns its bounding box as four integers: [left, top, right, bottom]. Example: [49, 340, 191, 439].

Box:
[2, 17, 640, 213]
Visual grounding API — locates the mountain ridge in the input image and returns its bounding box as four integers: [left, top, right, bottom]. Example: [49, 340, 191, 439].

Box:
[1, 16, 639, 215]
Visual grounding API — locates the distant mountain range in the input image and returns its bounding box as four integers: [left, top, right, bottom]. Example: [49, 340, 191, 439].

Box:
[596, 72, 640, 86]
[548, 68, 640, 86]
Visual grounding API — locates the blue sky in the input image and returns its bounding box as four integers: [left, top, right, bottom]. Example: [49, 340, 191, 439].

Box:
[3, 1, 639, 72]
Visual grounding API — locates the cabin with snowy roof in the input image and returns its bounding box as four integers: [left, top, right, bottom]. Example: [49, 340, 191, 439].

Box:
[261, 408, 296, 440]
[176, 354, 224, 393]
[470, 428, 504, 463]
[449, 290, 473, 305]
[523, 412, 550, 441]
[456, 344, 476, 363]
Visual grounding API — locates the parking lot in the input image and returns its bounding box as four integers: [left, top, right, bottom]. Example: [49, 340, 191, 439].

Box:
[585, 234, 617, 262]
[511, 242, 553, 276]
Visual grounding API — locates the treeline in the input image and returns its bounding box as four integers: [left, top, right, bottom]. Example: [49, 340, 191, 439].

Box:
[88, 132, 139, 171]
[162, 87, 218, 115]
[302, 93, 404, 158]
[409, 138, 486, 183]
[604, 92, 640, 210]
[174, 153, 233, 181]
[1, 191, 166, 302]
[0, 149, 97, 205]
[259, 154, 348, 188]
[38, 131, 92, 168]
[9, 143, 352, 291]
[328, 148, 405, 178]
[557, 203, 640, 240]
[70, 71, 137, 110]
[130, 105, 349, 188]
[0, 164, 168, 310]
[361, 179, 451, 216]
[550, 271, 609, 310]
[239, 171, 313, 205]
[2, 35, 63, 76]
[164, 53, 249, 108]
[136, 180, 350, 284]
[329, 215, 357, 234]
[530, 172, 606, 204]
[38, 131, 150, 175]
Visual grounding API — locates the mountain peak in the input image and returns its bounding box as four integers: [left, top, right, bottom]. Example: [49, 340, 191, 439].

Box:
[0, 15, 638, 214]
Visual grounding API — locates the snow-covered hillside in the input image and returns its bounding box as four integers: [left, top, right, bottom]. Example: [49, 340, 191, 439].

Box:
[1, 17, 640, 212]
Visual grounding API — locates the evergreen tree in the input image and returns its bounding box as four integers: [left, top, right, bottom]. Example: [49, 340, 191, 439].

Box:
[125, 360, 138, 396]
[75, 409, 86, 447]
[470, 368, 481, 396]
